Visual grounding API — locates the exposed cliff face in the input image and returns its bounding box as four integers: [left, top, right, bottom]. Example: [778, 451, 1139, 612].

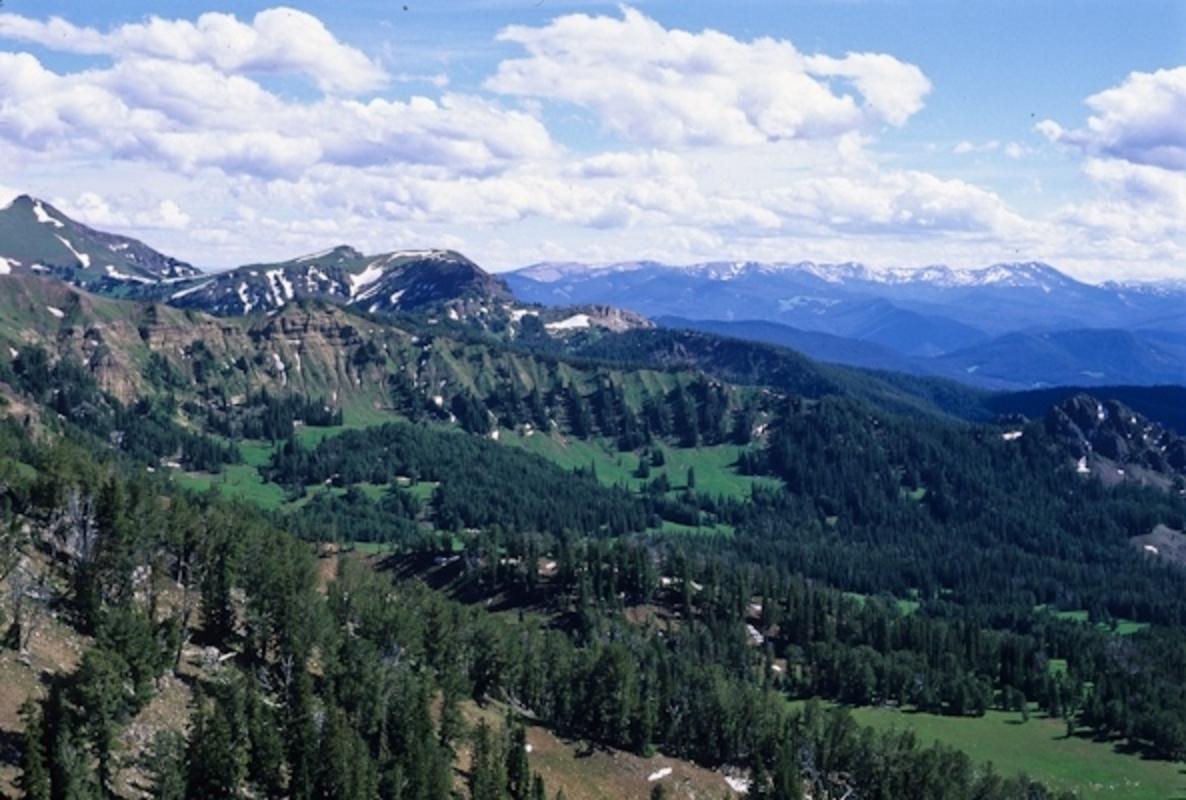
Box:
[0, 276, 402, 404]
[1046, 394, 1186, 488]
[0, 276, 681, 423]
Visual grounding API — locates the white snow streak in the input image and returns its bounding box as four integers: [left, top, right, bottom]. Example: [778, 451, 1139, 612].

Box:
[34, 201, 64, 228]
[55, 235, 91, 268]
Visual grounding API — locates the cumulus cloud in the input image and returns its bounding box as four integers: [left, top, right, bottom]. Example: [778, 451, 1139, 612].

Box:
[59, 192, 192, 231]
[2, 4, 1176, 279]
[1023, 67, 1186, 277]
[803, 52, 931, 127]
[1038, 66, 1186, 171]
[486, 6, 930, 147]
[0, 7, 387, 93]
[1056, 158, 1186, 241]
[761, 169, 1029, 238]
[0, 52, 554, 179]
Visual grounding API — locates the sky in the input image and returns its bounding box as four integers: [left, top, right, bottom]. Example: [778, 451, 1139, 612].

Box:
[0, 1, 1183, 280]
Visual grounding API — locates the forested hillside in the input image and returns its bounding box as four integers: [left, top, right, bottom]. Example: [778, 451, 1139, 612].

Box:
[1, 274, 1185, 799]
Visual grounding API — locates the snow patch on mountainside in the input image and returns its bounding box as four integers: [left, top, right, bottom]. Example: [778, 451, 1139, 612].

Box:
[237, 282, 254, 313]
[170, 280, 213, 300]
[350, 260, 388, 297]
[105, 265, 152, 283]
[55, 235, 91, 268]
[34, 201, 64, 228]
[266, 269, 294, 305]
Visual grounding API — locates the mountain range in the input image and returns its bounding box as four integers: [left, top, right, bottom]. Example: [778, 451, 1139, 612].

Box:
[5, 195, 1186, 392]
[509, 260, 1186, 388]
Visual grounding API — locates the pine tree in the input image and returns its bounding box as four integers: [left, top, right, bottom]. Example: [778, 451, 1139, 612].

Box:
[505, 719, 532, 800]
[52, 727, 101, 800]
[145, 731, 186, 800]
[186, 690, 246, 798]
[17, 699, 50, 800]
[469, 720, 508, 800]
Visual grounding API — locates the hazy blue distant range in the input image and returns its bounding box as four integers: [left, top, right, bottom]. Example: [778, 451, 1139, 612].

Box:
[507, 260, 1186, 389]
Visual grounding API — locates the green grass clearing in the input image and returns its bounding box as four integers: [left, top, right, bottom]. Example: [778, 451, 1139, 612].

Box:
[1047, 609, 1150, 636]
[652, 519, 735, 537]
[843, 591, 921, 616]
[174, 463, 289, 510]
[844, 704, 1185, 800]
[504, 431, 779, 500]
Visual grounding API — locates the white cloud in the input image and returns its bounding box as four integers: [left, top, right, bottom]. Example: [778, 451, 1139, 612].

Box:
[1, 5, 1179, 280]
[563, 150, 685, 179]
[1057, 159, 1186, 240]
[803, 52, 931, 127]
[1022, 68, 1186, 278]
[1038, 65, 1186, 171]
[762, 169, 1030, 238]
[0, 7, 387, 94]
[57, 192, 192, 232]
[0, 52, 555, 180]
[486, 6, 930, 147]
[952, 140, 999, 155]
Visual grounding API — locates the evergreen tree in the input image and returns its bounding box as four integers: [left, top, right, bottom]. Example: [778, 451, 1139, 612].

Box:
[469, 721, 508, 800]
[186, 689, 246, 799]
[145, 731, 186, 800]
[17, 699, 51, 800]
[505, 719, 531, 800]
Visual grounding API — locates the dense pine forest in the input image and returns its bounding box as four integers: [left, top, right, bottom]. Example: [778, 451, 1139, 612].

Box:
[2, 281, 1186, 798]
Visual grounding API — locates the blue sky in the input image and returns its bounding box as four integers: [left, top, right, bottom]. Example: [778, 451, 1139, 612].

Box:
[1, 1, 1183, 278]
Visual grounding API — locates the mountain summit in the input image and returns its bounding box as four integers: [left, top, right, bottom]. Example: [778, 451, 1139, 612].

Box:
[160, 247, 513, 317]
[0, 195, 200, 283]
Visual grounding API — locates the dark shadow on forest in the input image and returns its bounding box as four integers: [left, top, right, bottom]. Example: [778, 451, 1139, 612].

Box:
[0, 726, 22, 770]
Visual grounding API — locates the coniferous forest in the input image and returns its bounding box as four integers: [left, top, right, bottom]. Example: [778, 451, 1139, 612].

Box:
[3, 287, 1186, 800]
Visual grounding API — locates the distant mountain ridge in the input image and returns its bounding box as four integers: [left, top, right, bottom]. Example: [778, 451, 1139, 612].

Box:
[515, 258, 1080, 290]
[508, 258, 1186, 388]
[155, 245, 514, 317]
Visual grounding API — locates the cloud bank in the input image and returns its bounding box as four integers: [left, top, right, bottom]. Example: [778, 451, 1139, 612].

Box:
[0, 5, 1179, 278]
